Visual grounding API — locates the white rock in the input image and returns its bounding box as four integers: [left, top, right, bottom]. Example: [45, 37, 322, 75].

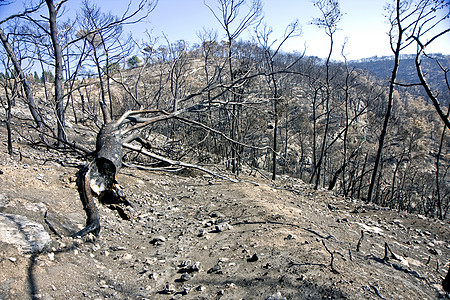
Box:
[0, 213, 51, 253]
[48, 252, 55, 261]
[266, 291, 287, 300]
[122, 253, 133, 260]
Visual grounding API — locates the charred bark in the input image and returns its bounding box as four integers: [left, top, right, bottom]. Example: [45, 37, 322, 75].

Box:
[444, 265, 450, 292]
[46, 0, 67, 146]
[328, 149, 359, 191]
[72, 162, 100, 238]
[72, 122, 123, 238]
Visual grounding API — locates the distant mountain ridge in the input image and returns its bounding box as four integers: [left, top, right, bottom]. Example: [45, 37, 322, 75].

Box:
[348, 53, 450, 104]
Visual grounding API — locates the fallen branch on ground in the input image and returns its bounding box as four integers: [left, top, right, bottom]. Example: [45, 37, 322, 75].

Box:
[322, 240, 339, 274]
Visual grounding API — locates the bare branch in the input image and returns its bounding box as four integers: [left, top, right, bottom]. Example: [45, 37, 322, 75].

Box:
[0, 0, 45, 25]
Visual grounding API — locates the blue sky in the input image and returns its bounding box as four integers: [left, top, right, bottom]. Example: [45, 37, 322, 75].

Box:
[0, 0, 449, 60]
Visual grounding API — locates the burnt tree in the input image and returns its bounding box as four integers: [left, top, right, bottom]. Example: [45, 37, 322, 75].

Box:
[72, 118, 124, 237]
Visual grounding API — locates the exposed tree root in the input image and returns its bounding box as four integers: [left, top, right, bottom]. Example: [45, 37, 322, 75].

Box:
[72, 162, 101, 238]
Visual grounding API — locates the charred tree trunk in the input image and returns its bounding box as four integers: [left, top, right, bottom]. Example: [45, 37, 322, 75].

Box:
[0, 28, 44, 130]
[5, 94, 13, 155]
[46, 0, 66, 146]
[328, 149, 359, 191]
[72, 121, 123, 237]
[0, 94, 13, 155]
[436, 119, 447, 220]
[367, 0, 402, 202]
[443, 265, 450, 292]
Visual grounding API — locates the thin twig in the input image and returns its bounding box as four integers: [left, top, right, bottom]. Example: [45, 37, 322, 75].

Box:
[370, 284, 385, 299]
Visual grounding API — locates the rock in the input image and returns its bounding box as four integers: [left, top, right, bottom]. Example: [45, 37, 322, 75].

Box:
[196, 285, 206, 292]
[443, 266, 450, 292]
[182, 286, 191, 295]
[0, 213, 51, 253]
[159, 283, 175, 294]
[327, 204, 338, 211]
[109, 246, 126, 251]
[214, 222, 232, 232]
[225, 282, 236, 289]
[210, 211, 224, 218]
[179, 273, 191, 282]
[284, 233, 295, 240]
[150, 236, 166, 245]
[204, 220, 214, 227]
[83, 233, 97, 243]
[180, 261, 201, 273]
[265, 291, 286, 300]
[247, 253, 259, 262]
[189, 261, 201, 272]
[207, 262, 222, 274]
[179, 260, 191, 268]
[262, 263, 272, 269]
[122, 253, 133, 260]
[428, 248, 441, 255]
[48, 252, 55, 261]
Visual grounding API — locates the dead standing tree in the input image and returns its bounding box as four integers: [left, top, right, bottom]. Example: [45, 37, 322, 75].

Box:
[0, 2, 46, 131]
[255, 21, 302, 180]
[204, 0, 263, 174]
[309, 0, 342, 190]
[367, 0, 408, 203]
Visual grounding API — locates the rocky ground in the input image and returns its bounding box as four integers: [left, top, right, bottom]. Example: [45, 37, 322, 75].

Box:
[0, 131, 449, 300]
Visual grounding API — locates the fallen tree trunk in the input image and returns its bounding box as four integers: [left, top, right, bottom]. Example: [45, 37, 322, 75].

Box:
[73, 122, 123, 238]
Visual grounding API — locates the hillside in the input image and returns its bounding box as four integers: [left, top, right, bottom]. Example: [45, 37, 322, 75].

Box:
[1, 0, 450, 297]
[0, 125, 449, 300]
